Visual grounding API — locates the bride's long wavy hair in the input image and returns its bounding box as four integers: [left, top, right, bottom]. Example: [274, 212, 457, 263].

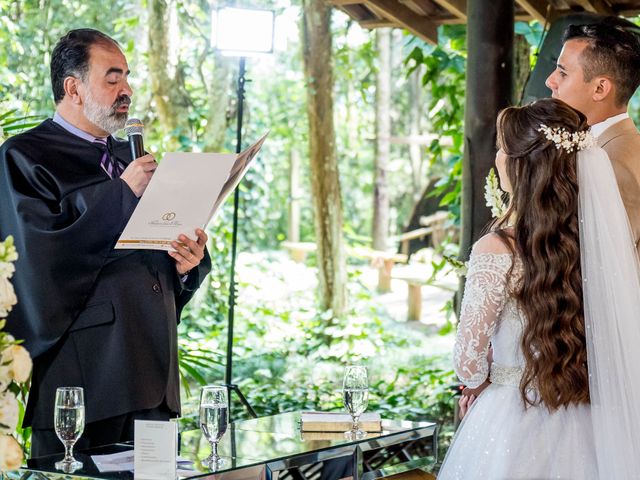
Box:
[494, 98, 590, 410]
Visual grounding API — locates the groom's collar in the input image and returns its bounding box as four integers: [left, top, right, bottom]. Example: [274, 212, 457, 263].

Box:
[591, 112, 629, 139]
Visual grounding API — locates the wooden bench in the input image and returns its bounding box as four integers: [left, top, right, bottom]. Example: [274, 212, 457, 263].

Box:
[281, 241, 317, 263]
[394, 210, 449, 257]
[392, 267, 431, 321]
[392, 263, 456, 321]
[280, 241, 407, 293]
[419, 210, 450, 248]
[397, 228, 435, 257]
[347, 246, 407, 293]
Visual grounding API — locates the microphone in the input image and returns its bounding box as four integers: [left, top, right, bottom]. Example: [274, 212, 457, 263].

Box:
[124, 118, 145, 160]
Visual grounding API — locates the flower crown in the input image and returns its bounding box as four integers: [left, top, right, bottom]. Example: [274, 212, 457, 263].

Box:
[538, 124, 595, 153]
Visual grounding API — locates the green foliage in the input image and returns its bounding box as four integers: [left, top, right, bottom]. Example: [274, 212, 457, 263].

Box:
[629, 19, 640, 122]
[1, 4, 460, 459]
[0, 110, 42, 138]
[178, 340, 225, 399]
[332, 21, 377, 237]
[515, 21, 545, 66]
[178, 255, 457, 459]
[404, 25, 466, 224]
[0, 0, 135, 117]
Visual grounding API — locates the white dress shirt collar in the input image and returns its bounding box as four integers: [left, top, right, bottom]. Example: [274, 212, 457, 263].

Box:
[591, 112, 629, 138]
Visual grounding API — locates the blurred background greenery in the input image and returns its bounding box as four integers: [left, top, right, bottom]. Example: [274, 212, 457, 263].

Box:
[2, 0, 585, 465]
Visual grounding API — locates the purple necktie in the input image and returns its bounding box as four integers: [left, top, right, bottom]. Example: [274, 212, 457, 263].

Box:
[94, 137, 123, 178]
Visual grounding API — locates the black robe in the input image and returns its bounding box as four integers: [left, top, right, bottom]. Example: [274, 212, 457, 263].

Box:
[0, 119, 211, 428]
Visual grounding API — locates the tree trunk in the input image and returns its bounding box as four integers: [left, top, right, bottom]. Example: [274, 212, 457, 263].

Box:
[147, 0, 190, 147]
[373, 28, 391, 251]
[204, 51, 232, 152]
[514, 33, 532, 105]
[457, 0, 514, 315]
[460, 0, 514, 261]
[409, 64, 424, 201]
[301, 0, 347, 316]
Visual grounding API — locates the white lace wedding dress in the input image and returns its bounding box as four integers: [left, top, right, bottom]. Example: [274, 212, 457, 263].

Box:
[438, 239, 597, 480]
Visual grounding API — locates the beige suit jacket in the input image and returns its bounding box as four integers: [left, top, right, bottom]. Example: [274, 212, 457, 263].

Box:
[598, 118, 640, 256]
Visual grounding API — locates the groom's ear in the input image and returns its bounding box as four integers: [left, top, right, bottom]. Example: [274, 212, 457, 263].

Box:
[592, 76, 614, 103]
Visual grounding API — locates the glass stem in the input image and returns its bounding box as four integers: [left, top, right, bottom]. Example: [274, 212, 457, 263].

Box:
[65, 442, 74, 462]
[352, 415, 360, 432]
[212, 441, 219, 458]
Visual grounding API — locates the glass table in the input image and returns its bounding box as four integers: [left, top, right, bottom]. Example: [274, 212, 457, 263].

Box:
[5, 412, 437, 480]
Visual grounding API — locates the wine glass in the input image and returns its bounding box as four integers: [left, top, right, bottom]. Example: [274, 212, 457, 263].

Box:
[343, 365, 369, 439]
[54, 387, 85, 473]
[199, 385, 228, 470]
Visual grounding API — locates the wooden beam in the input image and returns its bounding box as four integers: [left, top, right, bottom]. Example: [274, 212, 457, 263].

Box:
[327, 0, 364, 5]
[572, 0, 614, 15]
[389, 134, 453, 146]
[359, 19, 395, 28]
[364, 0, 439, 44]
[515, 0, 550, 23]
[618, 9, 640, 17]
[438, 12, 534, 24]
[400, 0, 436, 16]
[431, 0, 467, 20]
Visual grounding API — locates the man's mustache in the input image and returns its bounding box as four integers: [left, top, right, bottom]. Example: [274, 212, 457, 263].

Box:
[111, 95, 131, 111]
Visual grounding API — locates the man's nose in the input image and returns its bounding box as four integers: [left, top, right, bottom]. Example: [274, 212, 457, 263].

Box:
[121, 80, 133, 98]
[545, 72, 556, 90]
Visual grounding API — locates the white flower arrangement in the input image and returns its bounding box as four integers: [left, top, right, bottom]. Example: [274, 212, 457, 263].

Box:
[484, 168, 507, 219]
[0, 235, 32, 471]
[538, 124, 595, 153]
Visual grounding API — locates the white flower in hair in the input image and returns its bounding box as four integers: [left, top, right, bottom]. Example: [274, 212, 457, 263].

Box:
[538, 124, 595, 153]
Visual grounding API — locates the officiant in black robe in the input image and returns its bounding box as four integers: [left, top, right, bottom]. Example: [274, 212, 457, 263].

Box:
[0, 28, 211, 457]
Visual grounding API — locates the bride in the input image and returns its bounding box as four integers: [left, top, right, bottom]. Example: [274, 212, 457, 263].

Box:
[438, 98, 640, 479]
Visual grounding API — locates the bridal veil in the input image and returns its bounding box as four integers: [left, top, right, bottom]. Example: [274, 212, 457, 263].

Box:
[579, 144, 640, 478]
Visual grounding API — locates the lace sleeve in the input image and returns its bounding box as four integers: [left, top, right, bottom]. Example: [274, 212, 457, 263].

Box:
[454, 251, 512, 388]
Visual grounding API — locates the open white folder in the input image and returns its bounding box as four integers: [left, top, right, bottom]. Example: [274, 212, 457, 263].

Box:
[115, 132, 268, 251]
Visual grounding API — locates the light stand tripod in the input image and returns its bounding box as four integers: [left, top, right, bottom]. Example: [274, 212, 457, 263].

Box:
[224, 56, 257, 423]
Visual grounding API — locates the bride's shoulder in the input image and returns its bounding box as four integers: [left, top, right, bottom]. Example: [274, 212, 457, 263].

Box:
[472, 231, 513, 256]
[468, 232, 521, 280]
[468, 232, 517, 274]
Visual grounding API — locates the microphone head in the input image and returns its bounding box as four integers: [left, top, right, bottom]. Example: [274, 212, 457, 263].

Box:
[124, 118, 144, 136]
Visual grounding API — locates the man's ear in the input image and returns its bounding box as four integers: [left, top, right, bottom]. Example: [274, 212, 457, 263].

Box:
[63, 76, 83, 105]
[593, 76, 614, 103]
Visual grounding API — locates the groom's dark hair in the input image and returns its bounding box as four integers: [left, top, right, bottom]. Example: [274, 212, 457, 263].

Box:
[563, 21, 640, 107]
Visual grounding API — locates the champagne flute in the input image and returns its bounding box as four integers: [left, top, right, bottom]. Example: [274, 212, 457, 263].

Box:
[199, 385, 228, 470]
[54, 387, 85, 473]
[343, 365, 369, 439]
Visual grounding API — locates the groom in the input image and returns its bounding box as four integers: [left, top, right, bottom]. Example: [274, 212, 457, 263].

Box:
[460, 21, 640, 419]
[546, 21, 640, 254]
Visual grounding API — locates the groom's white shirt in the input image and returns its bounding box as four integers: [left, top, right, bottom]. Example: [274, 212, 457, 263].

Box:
[591, 112, 629, 138]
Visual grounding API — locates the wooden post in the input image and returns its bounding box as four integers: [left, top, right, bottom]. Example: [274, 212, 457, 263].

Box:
[288, 148, 301, 243]
[407, 282, 422, 321]
[377, 258, 394, 293]
[460, 0, 514, 263]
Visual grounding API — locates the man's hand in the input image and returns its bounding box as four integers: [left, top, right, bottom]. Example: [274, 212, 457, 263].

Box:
[458, 380, 491, 420]
[169, 228, 208, 276]
[120, 153, 157, 197]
